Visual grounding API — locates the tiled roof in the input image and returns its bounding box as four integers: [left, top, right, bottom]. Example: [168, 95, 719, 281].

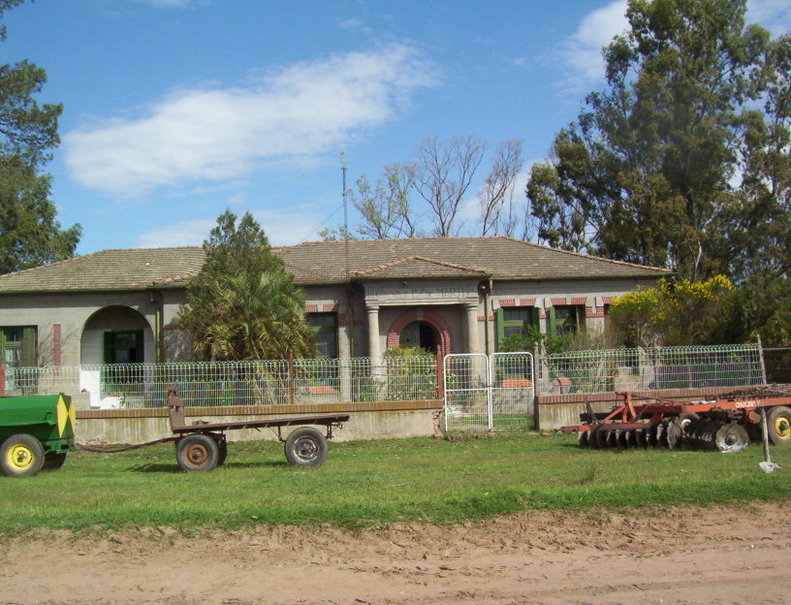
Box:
[0, 237, 669, 293]
[353, 256, 488, 279]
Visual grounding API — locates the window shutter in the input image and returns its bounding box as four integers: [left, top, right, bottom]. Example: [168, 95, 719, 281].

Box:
[21, 327, 36, 366]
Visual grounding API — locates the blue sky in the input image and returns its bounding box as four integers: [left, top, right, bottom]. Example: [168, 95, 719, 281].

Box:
[4, 0, 790, 254]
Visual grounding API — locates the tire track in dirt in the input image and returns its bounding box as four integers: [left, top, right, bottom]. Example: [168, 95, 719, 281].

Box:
[1, 502, 790, 605]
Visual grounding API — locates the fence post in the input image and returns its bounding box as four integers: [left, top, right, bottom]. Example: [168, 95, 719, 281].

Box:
[532, 344, 541, 429]
[436, 351, 443, 399]
[757, 336, 768, 385]
[288, 351, 295, 405]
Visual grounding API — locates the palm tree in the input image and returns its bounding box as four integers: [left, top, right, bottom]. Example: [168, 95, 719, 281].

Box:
[201, 269, 316, 360]
[179, 210, 317, 361]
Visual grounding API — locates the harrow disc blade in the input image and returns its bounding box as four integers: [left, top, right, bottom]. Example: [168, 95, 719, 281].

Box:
[619, 430, 633, 447]
[666, 421, 683, 449]
[655, 421, 668, 447]
[578, 430, 589, 448]
[646, 425, 658, 447]
[714, 423, 749, 452]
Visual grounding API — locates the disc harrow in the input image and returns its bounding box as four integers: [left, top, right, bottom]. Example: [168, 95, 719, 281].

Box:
[562, 386, 791, 452]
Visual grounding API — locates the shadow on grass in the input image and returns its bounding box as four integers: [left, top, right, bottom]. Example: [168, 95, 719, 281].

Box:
[126, 460, 288, 473]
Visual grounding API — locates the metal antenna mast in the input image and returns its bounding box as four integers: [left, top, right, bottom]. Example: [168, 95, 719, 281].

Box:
[341, 152, 349, 280]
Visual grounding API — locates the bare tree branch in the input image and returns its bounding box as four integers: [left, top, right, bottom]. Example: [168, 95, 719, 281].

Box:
[479, 139, 523, 236]
[413, 135, 486, 237]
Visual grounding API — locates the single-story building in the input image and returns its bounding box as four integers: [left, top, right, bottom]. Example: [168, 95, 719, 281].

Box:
[0, 236, 668, 369]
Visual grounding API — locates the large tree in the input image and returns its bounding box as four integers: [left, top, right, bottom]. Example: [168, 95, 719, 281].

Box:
[179, 210, 316, 361]
[413, 135, 486, 237]
[0, 0, 81, 274]
[349, 163, 417, 239]
[527, 0, 786, 281]
[479, 139, 523, 237]
[723, 33, 791, 281]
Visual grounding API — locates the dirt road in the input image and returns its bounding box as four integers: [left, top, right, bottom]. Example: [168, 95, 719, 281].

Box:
[1, 502, 789, 604]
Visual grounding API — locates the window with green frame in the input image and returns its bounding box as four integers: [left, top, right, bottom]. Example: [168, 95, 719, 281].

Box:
[307, 313, 338, 358]
[547, 305, 584, 337]
[104, 330, 144, 364]
[496, 307, 539, 349]
[102, 330, 145, 395]
[0, 326, 36, 367]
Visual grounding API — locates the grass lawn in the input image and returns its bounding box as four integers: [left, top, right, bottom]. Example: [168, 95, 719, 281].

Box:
[2, 432, 791, 534]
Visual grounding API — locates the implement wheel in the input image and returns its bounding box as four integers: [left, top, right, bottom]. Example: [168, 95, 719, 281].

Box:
[768, 406, 791, 446]
[284, 427, 328, 467]
[1, 434, 45, 478]
[176, 434, 219, 472]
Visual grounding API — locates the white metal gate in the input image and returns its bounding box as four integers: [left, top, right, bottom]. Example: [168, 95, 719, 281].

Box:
[443, 352, 534, 432]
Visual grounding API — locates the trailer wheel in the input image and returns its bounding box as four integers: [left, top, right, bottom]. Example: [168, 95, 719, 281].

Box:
[43, 452, 68, 471]
[768, 406, 791, 445]
[176, 434, 219, 472]
[284, 427, 328, 467]
[0, 434, 45, 478]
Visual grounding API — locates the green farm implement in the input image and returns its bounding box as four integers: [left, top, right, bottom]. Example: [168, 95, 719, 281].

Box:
[0, 393, 76, 478]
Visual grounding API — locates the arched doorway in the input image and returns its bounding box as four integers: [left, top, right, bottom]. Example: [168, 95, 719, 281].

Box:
[398, 321, 439, 353]
[386, 309, 453, 359]
[80, 306, 154, 365]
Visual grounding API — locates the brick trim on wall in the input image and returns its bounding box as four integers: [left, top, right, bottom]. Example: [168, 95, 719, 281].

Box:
[52, 324, 62, 367]
[385, 309, 453, 357]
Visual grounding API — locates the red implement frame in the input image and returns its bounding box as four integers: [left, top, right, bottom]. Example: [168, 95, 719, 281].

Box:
[562, 387, 791, 434]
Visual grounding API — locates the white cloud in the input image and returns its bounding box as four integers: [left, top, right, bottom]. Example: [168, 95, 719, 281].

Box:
[136, 218, 215, 248]
[747, 0, 791, 35]
[136, 207, 326, 248]
[66, 44, 437, 197]
[556, 0, 628, 91]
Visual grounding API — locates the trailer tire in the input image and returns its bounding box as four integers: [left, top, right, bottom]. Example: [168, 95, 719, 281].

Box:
[1, 434, 45, 478]
[768, 406, 791, 445]
[284, 427, 327, 467]
[43, 452, 68, 471]
[176, 434, 219, 472]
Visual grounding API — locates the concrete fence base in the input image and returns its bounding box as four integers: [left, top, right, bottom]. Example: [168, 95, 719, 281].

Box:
[76, 400, 442, 445]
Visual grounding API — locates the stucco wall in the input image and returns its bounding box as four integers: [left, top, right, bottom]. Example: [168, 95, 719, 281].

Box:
[0, 291, 160, 366]
[0, 276, 662, 366]
[77, 405, 440, 444]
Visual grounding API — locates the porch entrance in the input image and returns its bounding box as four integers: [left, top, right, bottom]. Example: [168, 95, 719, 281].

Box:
[399, 321, 438, 353]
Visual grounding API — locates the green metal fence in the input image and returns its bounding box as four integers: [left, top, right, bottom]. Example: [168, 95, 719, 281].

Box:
[4, 355, 439, 409]
[538, 344, 767, 395]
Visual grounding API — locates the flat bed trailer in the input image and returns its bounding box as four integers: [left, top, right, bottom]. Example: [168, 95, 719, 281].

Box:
[81, 390, 350, 472]
[165, 390, 349, 471]
[561, 385, 791, 451]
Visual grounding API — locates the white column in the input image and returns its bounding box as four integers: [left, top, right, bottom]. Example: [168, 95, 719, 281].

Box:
[465, 302, 479, 354]
[366, 304, 386, 399]
[366, 304, 381, 361]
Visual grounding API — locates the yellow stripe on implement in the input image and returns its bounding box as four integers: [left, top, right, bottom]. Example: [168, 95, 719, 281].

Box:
[56, 395, 69, 437]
